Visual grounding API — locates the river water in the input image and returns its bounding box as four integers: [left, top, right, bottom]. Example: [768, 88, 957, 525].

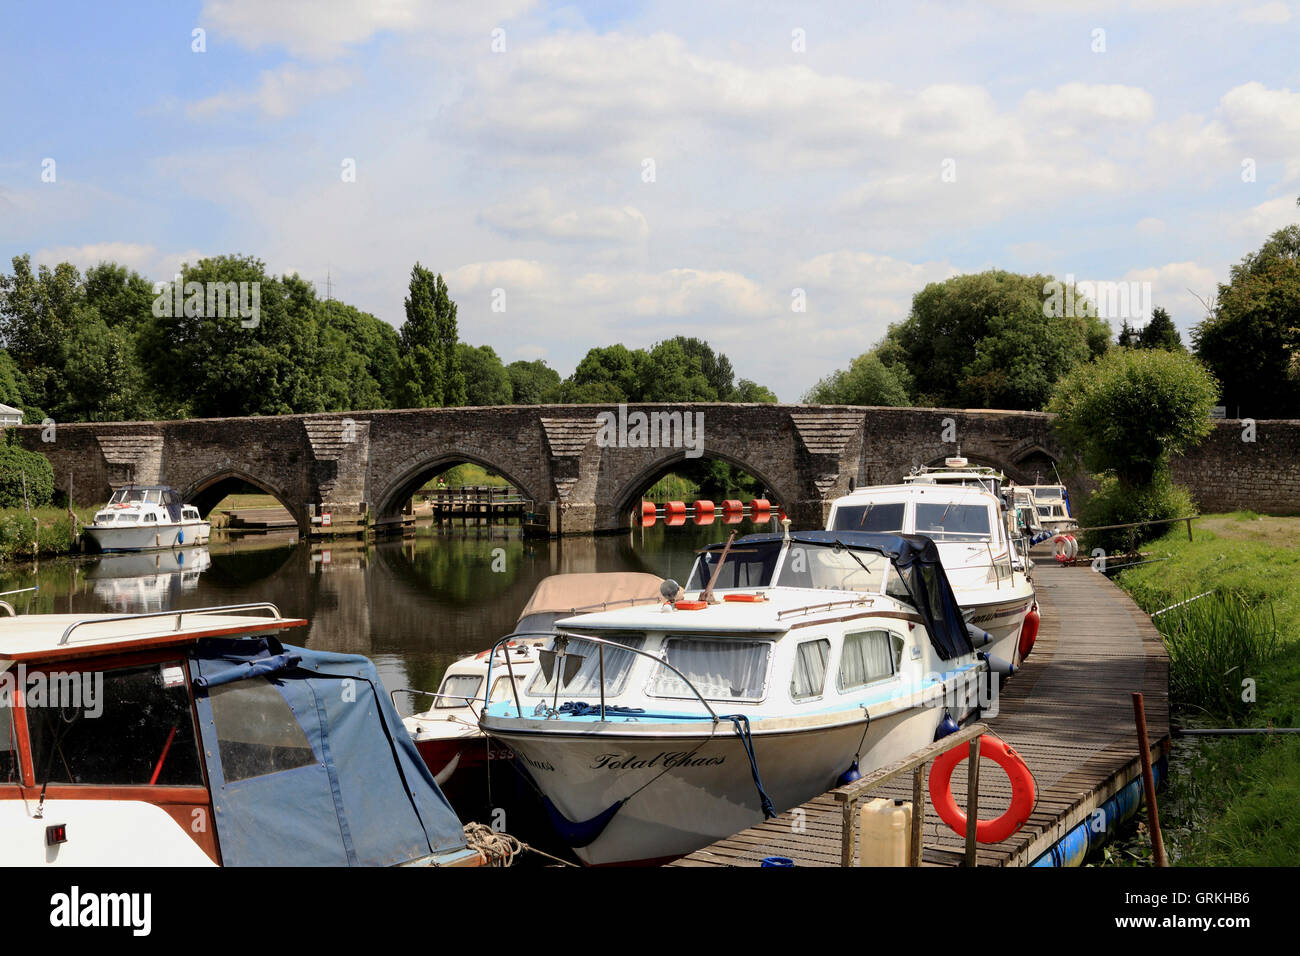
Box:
[0, 520, 737, 716]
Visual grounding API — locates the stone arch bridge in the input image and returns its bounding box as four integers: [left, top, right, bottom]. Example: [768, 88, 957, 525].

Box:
[16, 404, 1296, 535]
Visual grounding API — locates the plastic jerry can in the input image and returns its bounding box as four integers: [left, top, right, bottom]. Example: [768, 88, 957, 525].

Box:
[858, 797, 912, 866]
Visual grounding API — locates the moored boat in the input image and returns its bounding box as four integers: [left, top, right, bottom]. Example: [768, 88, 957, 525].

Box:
[83, 485, 211, 553]
[401, 572, 664, 807]
[478, 531, 1019, 865]
[826, 481, 1037, 654]
[1, 603, 478, 866]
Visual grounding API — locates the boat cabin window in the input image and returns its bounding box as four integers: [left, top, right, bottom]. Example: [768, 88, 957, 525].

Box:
[144, 513, 158, 523]
[208, 678, 318, 782]
[436, 674, 482, 708]
[829, 502, 906, 534]
[914, 502, 992, 542]
[652, 637, 770, 701]
[2, 688, 20, 783]
[790, 638, 830, 701]
[776, 543, 887, 592]
[687, 543, 781, 591]
[528, 633, 646, 698]
[838, 630, 902, 690]
[25, 662, 204, 787]
[489, 675, 524, 703]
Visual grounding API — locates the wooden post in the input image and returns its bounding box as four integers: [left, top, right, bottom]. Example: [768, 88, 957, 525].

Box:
[964, 736, 981, 866]
[910, 765, 924, 868]
[841, 798, 857, 867]
[1186, 516, 1193, 542]
[1132, 692, 1167, 867]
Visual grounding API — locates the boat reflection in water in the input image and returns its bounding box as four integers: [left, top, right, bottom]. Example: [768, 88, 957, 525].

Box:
[85, 548, 212, 613]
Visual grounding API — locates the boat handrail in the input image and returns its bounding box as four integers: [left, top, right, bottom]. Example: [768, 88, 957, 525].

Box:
[390, 686, 482, 719]
[484, 631, 721, 723]
[775, 596, 875, 620]
[57, 602, 287, 646]
[0, 602, 13, 617]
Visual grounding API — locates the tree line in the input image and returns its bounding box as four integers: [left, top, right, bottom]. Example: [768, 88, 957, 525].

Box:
[0, 255, 775, 423]
[2, 215, 1296, 423]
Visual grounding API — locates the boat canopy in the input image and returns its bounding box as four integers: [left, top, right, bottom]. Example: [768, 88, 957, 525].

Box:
[515, 572, 665, 633]
[690, 531, 974, 661]
[188, 635, 468, 866]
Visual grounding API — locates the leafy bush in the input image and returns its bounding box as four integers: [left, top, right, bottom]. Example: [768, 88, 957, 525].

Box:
[1079, 474, 1195, 553]
[1049, 348, 1218, 487]
[0, 440, 54, 509]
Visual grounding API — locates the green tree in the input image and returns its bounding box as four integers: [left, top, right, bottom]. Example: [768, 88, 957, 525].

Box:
[568, 343, 644, 401]
[1049, 348, 1217, 550]
[1193, 224, 1300, 418]
[457, 343, 513, 406]
[804, 351, 910, 406]
[889, 270, 1109, 409]
[731, 379, 778, 403]
[1137, 307, 1183, 350]
[1117, 319, 1139, 348]
[666, 336, 734, 398]
[393, 265, 465, 408]
[316, 299, 400, 410]
[507, 359, 561, 404]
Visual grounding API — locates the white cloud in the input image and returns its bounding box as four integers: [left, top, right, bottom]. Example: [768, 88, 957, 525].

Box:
[1021, 83, 1156, 124]
[199, 0, 537, 59]
[30, 243, 207, 280]
[186, 64, 357, 118]
[479, 190, 649, 244]
[1241, 2, 1292, 23]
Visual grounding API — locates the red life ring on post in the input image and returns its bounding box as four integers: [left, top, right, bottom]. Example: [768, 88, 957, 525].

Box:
[929, 735, 1035, 844]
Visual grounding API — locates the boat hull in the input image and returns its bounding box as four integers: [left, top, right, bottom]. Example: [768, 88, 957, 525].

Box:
[84, 520, 211, 553]
[485, 696, 975, 866]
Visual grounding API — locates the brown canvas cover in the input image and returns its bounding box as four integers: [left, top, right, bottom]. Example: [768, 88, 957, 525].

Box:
[516, 572, 665, 623]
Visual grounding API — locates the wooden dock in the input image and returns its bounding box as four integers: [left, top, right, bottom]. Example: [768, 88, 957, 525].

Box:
[669, 563, 1170, 867]
[426, 485, 529, 522]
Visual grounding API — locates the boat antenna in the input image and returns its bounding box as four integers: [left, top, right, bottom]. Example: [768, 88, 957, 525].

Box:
[702, 531, 737, 604]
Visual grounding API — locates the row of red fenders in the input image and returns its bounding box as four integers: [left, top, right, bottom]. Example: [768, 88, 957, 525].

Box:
[638, 498, 787, 528]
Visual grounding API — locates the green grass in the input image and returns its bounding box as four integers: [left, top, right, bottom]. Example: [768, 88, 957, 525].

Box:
[418, 463, 512, 490]
[0, 504, 104, 560]
[1113, 512, 1300, 865]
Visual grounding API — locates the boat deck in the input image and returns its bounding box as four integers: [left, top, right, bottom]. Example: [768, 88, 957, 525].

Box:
[668, 563, 1170, 867]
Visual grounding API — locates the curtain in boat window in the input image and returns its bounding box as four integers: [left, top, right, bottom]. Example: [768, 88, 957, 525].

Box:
[653, 638, 770, 701]
[436, 674, 482, 708]
[838, 630, 896, 690]
[791, 639, 830, 700]
[527, 634, 645, 698]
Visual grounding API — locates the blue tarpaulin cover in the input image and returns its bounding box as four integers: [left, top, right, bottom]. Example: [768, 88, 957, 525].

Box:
[188, 636, 468, 866]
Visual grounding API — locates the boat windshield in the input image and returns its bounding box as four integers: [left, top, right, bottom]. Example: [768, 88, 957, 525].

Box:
[1031, 487, 1065, 502]
[687, 540, 889, 593]
[914, 502, 992, 542]
[109, 489, 148, 505]
[829, 501, 906, 533]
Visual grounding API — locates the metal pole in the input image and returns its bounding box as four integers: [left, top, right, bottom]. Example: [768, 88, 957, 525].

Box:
[1132, 692, 1167, 867]
[599, 643, 606, 721]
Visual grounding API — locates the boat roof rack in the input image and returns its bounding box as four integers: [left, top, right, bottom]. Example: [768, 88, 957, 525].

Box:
[57, 602, 287, 646]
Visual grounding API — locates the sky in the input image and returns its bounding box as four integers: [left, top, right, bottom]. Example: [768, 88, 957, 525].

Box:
[2, 0, 1298, 401]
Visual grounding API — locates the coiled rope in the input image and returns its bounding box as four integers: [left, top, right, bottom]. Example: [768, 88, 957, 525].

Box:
[464, 822, 522, 867]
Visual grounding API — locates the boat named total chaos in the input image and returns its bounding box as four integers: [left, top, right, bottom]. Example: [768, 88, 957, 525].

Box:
[478, 530, 1022, 865]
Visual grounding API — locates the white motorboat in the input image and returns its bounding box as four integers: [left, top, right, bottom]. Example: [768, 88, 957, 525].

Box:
[826, 481, 1036, 653]
[87, 548, 212, 613]
[0, 603, 480, 866]
[1025, 484, 1077, 535]
[903, 456, 1006, 497]
[478, 531, 1024, 865]
[402, 572, 664, 795]
[83, 485, 211, 553]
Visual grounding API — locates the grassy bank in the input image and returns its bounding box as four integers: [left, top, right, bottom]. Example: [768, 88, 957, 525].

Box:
[0, 504, 104, 561]
[1113, 512, 1300, 865]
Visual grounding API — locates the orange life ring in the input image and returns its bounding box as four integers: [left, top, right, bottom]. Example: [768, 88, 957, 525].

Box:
[929, 734, 1035, 844]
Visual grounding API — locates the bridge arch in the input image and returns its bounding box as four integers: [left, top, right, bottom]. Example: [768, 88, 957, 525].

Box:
[372, 448, 545, 521]
[180, 466, 309, 534]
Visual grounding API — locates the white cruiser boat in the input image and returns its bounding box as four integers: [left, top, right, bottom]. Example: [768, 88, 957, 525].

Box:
[84, 485, 211, 553]
[903, 456, 1005, 497]
[478, 531, 1020, 865]
[0, 603, 480, 866]
[1025, 484, 1077, 535]
[826, 482, 1036, 652]
[402, 572, 664, 797]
